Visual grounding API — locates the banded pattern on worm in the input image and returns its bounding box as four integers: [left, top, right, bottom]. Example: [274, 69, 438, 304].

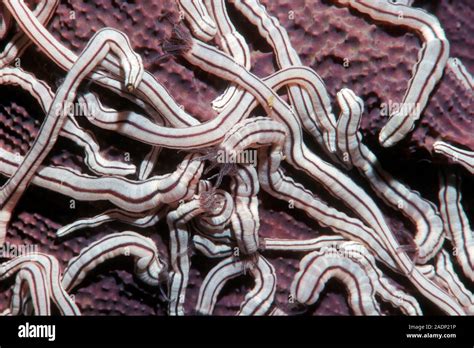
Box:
[438, 171, 474, 282]
[0, 0, 470, 318]
[434, 141, 474, 175]
[0, 67, 137, 176]
[62, 232, 166, 291]
[447, 57, 474, 91]
[335, 88, 445, 263]
[333, 0, 450, 147]
[290, 248, 382, 315]
[195, 254, 276, 315]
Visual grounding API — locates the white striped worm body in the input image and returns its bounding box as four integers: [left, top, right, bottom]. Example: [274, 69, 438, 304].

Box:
[1, 0, 470, 317]
[11, 278, 40, 315]
[433, 250, 474, 314]
[195, 256, 244, 315]
[335, 88, 445, 263]
[0, 67, 137, 176]
[0, 28, 143, 245]
[332, 0, 449, 147]
[417, 264, 436, 279]
[81, 67, 331, 151]
[0, 0, 59, 68]
[290, 248, 382, 315]
[447, 57, 474, 91]
[167, 187, 234, 315]
[222, 117, 286, 254]
[177, 0, 217, 42]
[255, 143, 463, 314]
[139, 146, 162, 180]
[221, 117, 287, 163]
[192, 234, 233, 258]
[57, 206, 168, 238]
[438, 170, 474, 282]
[204, 0, 251, 112]
[179, 36, 425, 278]
[340, 242, 422, 316]
[62, 232, 166, 292]
[257, 147, 399, 271]
[434, 141, 474, 175]
[0, 147, 203, 213]
[167, 196, 207, 316]
[6, 262, 50, 316]
[230, 194, 259, 255]
[195, 254, 275, 315]
[7, 253, 81, 316]
[258, 138, 462, 314]
[262, 235, 345, 252]
[80, 90, 231, 149]
[183, 38, 395, 237]
[3, 0, 202, 129]
[0, 254, 79, 315]
[0, 3, 12, 39]
[237, 256, 276, 316]
[175, 36, 338, 154]
[229, 165, 260, 255]
[79, 92, 179, 182]
[191, 220, 234, 244]
[230, 0, 338, 154]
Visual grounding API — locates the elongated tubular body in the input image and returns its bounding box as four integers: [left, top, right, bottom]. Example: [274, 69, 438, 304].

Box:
[221, 117, 286, 254]
[434, 141, 474, 175]
[0, 28, 144, 245]
[167, 198, 204, 316]
[340, 242, 422, 315]
[167, 189, 233, 315]
[290, 249, 382, 315]
[177, 0, 217, 42]
[0, 0, 59, 67]
[7, 253, 80, 315]
[179, 37, 464, 314]
[332, 0, 449, 147]
[57, 206, 168, 238]
[335, 88, 444, 263]
[230, 0, 338, 153]
[438, 171, 474, 282]
[195, 255, 275, 315]
[0, 256, 56, 315]
[262, 235, 345, 252]
[6, 263, 50, 316]
[205, 0, 250, 111]
[4, 0, 201, 129]
[447, 57, 474, 91]
[0, 67, 136, 176]
[0, 147, 203, 213]
[192, 234, 233, 258]
[81, 66, 337, 151]
[432, 250, 474, 314]
[62, 232, 166, 291]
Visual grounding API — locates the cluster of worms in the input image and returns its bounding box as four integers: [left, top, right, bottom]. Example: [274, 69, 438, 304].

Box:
[0, 0, 473, 316]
